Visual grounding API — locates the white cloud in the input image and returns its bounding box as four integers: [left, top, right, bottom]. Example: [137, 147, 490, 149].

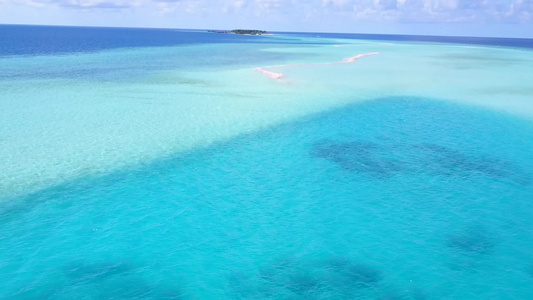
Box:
[374, 0, 398, 10]
[14, 0, 144, 9]
[507, 0, 533, 21]
[255, 0, 282, 10]
[3, 0, 533, 24]
[231, 0, 245, 9]
[323, 0, 350, 8]
[316, 0, 532, 23]
[154, 0, 205, 14]
[220, 0, 246, 13]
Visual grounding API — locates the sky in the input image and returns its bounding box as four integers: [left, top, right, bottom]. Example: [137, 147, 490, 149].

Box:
[0, 0, 532, 38]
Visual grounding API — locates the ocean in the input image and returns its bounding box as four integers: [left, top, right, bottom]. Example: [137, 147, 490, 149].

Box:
[1, 25, 533, 299]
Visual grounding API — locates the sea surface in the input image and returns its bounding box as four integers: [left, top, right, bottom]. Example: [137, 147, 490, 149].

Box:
[1, 25, 533, 299]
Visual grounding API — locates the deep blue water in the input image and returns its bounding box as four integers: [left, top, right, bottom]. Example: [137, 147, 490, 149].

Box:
[2, 25, 532, 58]
[0, 25, 310, 82]
[0, 25, 284, 57]
[285, 31, 533, 49]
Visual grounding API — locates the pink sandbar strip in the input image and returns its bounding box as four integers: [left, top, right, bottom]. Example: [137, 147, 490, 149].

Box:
[254, 52, 379, 81]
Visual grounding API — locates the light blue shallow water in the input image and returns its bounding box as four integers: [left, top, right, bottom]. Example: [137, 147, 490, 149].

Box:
[1, 97, 533, 299]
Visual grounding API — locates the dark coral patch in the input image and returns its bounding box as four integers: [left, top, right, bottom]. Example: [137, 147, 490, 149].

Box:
[346, 263, 383, 287]
[312, 140, 404, 178]
[527, 265, 533, 278]
[415, 144, 516, 180]
[312, 140, 528, 184]
[230, 257, 383, 298]
[286, 274, 322, 295]
[64, 261, 133, 283]
[94, 277, 184, 300]
[323, 257, 383, 288]
[445, 230, 495, 254]
[62, 260, 183, 299]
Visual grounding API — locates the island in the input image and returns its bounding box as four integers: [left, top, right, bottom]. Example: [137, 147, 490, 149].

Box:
[231, 29, 269, 35]
[208, 29, 271, 35]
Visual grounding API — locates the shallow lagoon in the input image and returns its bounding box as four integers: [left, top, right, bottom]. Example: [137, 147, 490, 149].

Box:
[1, 27, 533, 299]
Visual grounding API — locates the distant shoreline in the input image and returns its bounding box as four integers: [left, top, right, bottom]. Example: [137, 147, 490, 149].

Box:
[208, 29, 273, 36]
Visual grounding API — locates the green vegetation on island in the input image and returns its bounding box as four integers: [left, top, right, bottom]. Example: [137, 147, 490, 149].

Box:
[208, 29, 270, 35]
[231, 29, 269, 35]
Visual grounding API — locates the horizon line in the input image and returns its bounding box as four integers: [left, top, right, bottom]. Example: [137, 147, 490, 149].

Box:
[1, 23, 532, 41]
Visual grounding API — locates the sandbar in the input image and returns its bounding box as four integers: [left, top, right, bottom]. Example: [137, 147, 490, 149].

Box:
[254, 52, 379, 81]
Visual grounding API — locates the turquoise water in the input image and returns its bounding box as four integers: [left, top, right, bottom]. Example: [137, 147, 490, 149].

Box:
[1, 26, 533, 299]
[2, 98, 533, 299]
